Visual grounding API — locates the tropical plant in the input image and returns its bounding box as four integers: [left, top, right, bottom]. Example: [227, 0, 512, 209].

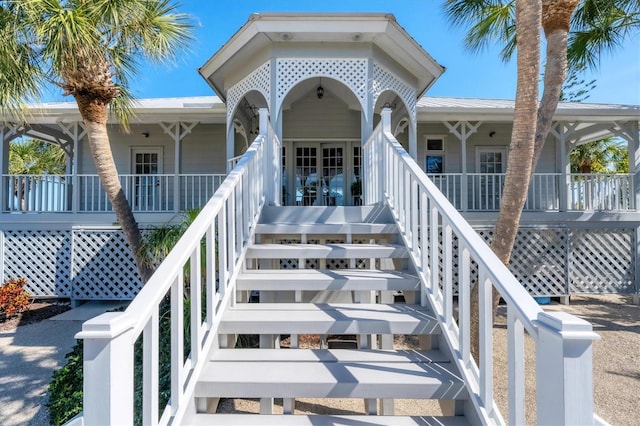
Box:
[0, 277, 31, 319]
[0, 1, 193, 283]
[139, 208, 202, 268]
[570, 138, 629, 173]
[9, 138, 66, 175]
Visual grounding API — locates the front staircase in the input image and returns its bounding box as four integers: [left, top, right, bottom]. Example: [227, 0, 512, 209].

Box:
[182, 205, 477, 425]
[78, 118, 599, 426]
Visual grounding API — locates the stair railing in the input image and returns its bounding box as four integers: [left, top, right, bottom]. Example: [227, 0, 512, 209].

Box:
[364, 108, 601, 425]
[76, 111, 279, 425]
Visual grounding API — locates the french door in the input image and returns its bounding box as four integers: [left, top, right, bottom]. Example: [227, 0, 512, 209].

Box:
[284, 142, 360, 206]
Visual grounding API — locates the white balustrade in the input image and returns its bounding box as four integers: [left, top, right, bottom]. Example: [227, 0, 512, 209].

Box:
[2, 174, 71, 212]
[363, 110, 600, 425]
[569, 173, 634, 211]
[77, 117, 279, 425]
[3, 171, 632, 213]
[179, 174, 227, 210]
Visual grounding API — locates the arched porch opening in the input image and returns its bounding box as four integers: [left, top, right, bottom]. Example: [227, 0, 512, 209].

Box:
[227, 90, 268, 165]
[280, 77, 363, 206]
[373, 89, 415, 155]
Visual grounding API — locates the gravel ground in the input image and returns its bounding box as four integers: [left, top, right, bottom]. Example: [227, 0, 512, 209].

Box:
[218, 295, 640, 425]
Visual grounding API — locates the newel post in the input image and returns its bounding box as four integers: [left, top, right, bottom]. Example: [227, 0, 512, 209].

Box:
[536, 312, 600, 425]
[76, 312, 135, 425]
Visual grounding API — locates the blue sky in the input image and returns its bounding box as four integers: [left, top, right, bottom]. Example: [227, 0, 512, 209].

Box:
[59, 0, 640, 105]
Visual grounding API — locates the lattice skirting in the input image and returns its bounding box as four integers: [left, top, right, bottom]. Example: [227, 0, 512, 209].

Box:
[0, 225, 636, 299]
[433, 225, 637, 297]
[1, 229, 142, 300]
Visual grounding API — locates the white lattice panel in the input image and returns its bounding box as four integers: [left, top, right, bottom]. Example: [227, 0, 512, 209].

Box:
[227, 61, 271, 121]
[475, 228, 568, 296]
[2, 230, 72, 297]
[72, 230, 142, 300]
[278, 239, 301, 269]
[276, 58, 368, 117]
[373, 63, 417, 119]
[569, 228, 635, 293]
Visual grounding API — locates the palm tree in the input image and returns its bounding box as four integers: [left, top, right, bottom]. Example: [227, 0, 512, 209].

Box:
[9, 138, 66, 209]
[0, 1, 193, 282]
[9, 139, 66, 175]
[444, 0, 639, 169]
[570, 138, 629, 173]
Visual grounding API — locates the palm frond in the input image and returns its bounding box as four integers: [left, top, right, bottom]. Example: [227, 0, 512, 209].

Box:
[443, 0, 516, 59]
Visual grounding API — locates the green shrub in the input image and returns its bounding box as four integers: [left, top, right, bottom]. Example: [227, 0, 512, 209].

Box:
[47, 300, 192, 425]
[47, 340, 83, 425]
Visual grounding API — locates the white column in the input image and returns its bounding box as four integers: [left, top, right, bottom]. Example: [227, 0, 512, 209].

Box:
[553, 124, 569, 211]
[408, 119, 417, 160]
[627, 121, 640, 211]
[0, 126, 5, 212]
[536, 312, 600, 426]
[72, 124, 80, 213]
[444, 121, 482, 212]
[161, 122, 197, 211]
[226, 124, 235, 173]
[625, 121, 640, 303]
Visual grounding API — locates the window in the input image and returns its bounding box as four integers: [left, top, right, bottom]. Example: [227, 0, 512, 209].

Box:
[425, 136, 445, 174]
[476, 147, 506, 173]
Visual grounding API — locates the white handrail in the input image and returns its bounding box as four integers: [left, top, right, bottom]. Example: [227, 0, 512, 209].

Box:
[363, 109, 600, 425]
[76, 116, 280, 425]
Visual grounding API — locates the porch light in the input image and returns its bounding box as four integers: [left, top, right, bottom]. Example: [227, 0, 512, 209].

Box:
[317, 78, 324, 99]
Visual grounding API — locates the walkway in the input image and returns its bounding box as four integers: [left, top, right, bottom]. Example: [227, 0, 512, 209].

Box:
[0, 302, 124, 426]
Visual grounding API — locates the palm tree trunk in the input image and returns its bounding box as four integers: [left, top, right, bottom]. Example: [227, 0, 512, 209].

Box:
[532, 0, 580, 170]
[75, 94, 154, 283]
[470, 0, 541, 361]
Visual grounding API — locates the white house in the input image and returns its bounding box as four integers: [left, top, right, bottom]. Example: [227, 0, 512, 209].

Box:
[1, 12, 638, 424]
[1, 14, 637, 303]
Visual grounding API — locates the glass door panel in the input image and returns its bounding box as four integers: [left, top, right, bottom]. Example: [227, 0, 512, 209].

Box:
[295, 146, 318, 206]
[323, 146, 344, 206]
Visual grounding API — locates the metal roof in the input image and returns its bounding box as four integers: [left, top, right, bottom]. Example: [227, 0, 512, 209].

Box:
[18, 95, 639, 124]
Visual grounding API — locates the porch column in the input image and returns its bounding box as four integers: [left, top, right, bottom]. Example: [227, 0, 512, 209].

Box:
[58, 122, 87, 213]
[161, 122, 198, 212]
[614, 120, 640, 304]
[71, 125, 79, 213]
[408, 120, 417, 160]
[551, 123, 572, 212]
[361, 112, 373, 146]
[226, 124, 235, 173]
[444, 121, 482, 212]
[0, 126, 6, 212]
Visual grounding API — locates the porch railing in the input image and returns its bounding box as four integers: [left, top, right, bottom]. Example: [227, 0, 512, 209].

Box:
[2, 173, 226, 213]
[569, 173, 634, 211]
[427, 172, 634, 211]
[76, 111, 278, 425]
[364, 109, 600, 425]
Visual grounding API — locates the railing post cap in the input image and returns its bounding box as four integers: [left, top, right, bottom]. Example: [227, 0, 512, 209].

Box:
[537, 311, 601, 341]
[75, 312, 134, 340]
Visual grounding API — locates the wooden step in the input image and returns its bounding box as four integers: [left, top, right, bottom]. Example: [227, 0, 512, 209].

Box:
[236, 269, 419, 291]
[195, 349, 466, 400]
[255, 223, 397, 235]
[210, 349, 450, 363]
[184, 414, 470, 425]
[219, 303, 439, 335]
[246, 244, 408, 259]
